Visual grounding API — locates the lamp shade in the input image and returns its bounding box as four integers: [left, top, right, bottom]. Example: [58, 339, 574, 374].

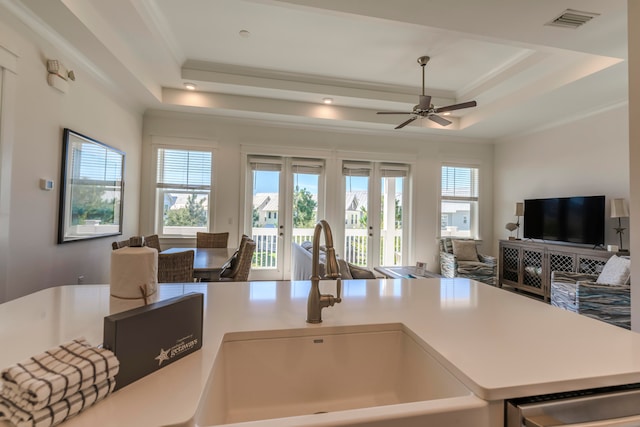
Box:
[515, 202, 524, 216]
[610, 198, 629, 218]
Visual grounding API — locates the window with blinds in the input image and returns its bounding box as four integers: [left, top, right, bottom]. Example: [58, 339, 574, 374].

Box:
[441, 165, 479, 238]
[156, 148, 212, 237]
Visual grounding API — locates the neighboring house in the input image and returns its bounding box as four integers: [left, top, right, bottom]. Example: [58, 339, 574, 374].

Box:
[253, 193, 279, 227]
[254, 192, 377, 229]
[162, 193, 208, 223]
[441, 202, 470, 235]
[344, 191, 366, 228]
[163, 193, 192, 212]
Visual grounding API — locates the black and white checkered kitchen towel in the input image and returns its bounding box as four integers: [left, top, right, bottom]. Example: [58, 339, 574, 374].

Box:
[0, 338, 119, 411]
[0, 376, 115, 427]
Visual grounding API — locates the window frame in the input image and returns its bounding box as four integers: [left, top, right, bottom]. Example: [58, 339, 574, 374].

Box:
[153, 145, 214, 238]
[440, 164, 479, 239]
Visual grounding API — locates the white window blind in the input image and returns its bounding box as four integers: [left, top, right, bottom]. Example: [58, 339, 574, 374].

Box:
[157, 148, 212, 189]
[291, 158, 324, 175]
[343, 161, 372, 177]
[441, 165, 478, 201]
[380, 163, 409, 178]
[249, 155, 283, 172]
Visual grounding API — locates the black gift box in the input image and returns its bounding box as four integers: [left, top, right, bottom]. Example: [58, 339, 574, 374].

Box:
[103, 292, 204, 390]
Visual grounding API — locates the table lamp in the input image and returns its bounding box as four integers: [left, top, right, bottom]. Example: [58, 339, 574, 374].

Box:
[505, 202, 524, 240]
[610, 198, 629, 253]
[514, 202, 524, 239]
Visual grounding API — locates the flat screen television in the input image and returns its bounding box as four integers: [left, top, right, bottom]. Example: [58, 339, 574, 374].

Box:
[523, 195, 605, 246]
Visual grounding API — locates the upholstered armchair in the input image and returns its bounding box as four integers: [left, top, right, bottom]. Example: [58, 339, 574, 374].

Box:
[438, 238, 497, 285]
[550, 255, 631, 329]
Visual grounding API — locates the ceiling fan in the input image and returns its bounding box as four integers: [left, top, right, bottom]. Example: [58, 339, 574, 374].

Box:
[377, 56, 477, 129]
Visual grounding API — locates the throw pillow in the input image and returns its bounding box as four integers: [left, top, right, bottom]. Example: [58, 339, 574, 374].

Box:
[301, 241, 313, 251]
[220, 250, 239, 278]
[349, 263, 376, 279]
[452, 240, 479, 262]
[596, 255, 631, 285]
[336, 258, 353, 279]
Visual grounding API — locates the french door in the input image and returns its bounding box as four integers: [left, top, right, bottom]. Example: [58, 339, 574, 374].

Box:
[342, 161, 408, 268]
[248, 156, 324, 280]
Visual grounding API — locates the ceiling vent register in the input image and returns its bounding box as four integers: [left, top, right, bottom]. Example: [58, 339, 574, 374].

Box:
[546, 9, 600, 29]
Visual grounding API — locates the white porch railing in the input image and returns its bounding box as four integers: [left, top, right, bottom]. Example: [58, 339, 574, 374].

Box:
[251, 227, 402, 269]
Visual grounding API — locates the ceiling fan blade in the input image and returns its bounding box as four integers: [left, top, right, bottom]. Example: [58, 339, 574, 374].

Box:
[428, 114, 452, 126]
[418, 95, 431, 109]
[395, 116, 418, 129]
[434, 100, 477, 114]
[377, 111, 413, 115]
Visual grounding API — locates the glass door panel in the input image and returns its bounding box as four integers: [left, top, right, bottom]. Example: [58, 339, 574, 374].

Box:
[344, 174, 369, 267]
[291, 173, 319, 246]
[251, 169, 281, 273]
[380, 176, 404, 266]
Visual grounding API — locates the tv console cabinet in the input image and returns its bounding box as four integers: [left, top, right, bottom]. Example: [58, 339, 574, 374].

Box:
[498, 239, 614, 301]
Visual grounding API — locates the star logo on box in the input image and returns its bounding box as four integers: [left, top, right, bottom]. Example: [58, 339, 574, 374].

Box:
[154, 337, 199, 366]
[155, 348, 170, 366]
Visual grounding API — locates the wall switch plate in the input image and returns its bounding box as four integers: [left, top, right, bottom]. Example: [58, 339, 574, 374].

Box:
[40, 179, 54, 191]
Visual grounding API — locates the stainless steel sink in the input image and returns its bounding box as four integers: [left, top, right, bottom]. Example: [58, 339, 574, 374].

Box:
[195, 323, 489, 426]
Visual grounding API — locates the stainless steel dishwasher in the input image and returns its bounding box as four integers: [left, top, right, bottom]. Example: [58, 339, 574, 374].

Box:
[506, 383, 640, 426]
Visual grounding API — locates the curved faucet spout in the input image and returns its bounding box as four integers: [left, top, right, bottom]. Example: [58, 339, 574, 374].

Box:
[307, 220, 342, 323]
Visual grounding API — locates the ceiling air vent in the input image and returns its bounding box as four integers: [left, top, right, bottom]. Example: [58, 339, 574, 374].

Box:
[546, 9, 600, 29]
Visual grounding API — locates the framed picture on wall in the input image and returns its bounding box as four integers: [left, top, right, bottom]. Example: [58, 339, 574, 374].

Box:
[58, 128, 125, 243]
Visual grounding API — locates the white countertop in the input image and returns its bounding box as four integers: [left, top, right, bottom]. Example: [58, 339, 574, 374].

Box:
[2, 278, 640, 426]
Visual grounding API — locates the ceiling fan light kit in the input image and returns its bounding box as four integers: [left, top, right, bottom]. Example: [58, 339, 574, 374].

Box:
[377, 55, 477, 129]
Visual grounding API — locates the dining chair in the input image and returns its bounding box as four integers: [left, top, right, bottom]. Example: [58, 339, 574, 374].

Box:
[237, 234, 250, 252]
[218, 240, 256, 282]
[112, 239, 131, 250]
[158, 250, 195, 283]
[196, 232, 229, 248]
[144, 234, 162, 252]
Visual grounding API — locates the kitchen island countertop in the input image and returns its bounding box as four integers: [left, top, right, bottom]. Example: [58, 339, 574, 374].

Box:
[2, 278, 640, 426]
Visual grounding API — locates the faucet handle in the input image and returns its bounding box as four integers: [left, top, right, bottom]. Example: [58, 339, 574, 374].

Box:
[335, 278, 342, 303]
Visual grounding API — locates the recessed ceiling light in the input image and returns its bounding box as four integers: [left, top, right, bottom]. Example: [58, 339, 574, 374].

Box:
[184, 83, 196, 90]
[443, 112, 451, 116]
[323, 97, 333, 104]
[239, 30, 250, 38]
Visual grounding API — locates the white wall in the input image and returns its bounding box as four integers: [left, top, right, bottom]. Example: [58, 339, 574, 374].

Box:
[493, 104, 630, 255]
[0, 16, 143, 302]
[142, 110, 495, 272]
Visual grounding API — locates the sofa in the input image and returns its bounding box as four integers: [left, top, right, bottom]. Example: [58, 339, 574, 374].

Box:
[291, 241, 378, 281]
[550, 255, 631, 329]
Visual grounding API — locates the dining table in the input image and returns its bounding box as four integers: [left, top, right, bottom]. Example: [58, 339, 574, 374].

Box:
[160, 247, 236, 281]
